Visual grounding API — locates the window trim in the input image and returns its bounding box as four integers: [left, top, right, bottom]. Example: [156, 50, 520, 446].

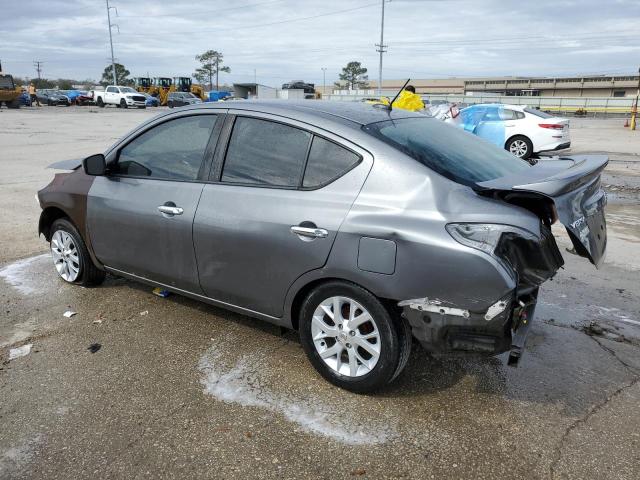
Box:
[213, 113, 363, 191]
[108, 112, 224, 183]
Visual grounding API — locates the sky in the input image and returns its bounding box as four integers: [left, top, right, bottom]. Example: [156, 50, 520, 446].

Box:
[2, 0, 639, 87]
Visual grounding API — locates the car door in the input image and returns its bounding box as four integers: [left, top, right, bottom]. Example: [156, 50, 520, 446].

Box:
[87, 112, 223, 292]
[499, 108, 522, 142]
[193, 112, 372, 318]
[472, 106, 505, 147]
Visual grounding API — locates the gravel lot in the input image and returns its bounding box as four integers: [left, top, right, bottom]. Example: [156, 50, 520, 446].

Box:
[1, 106, 639, 479]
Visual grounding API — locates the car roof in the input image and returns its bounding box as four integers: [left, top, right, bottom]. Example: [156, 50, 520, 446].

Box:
[465, 103, 526, 111]
[178, 100, 424, 127]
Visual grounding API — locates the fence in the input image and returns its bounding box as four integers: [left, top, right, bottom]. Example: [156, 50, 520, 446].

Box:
[324, 93, 637, 117]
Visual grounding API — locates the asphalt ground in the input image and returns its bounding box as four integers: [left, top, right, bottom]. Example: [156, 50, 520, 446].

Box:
[1, 106, 639, 479]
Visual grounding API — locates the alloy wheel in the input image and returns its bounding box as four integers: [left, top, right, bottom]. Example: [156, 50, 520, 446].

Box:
[509, 139, 528, 157]
[51, 230, 80, 282]
[311, 296, 381, 377]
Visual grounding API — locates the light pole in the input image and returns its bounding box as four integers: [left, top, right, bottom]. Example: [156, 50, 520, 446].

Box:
[375, 0, 388, 96]
[106, 0, 118, 85]
[631, 66, 640, 131]
[321, 67, 327, 97]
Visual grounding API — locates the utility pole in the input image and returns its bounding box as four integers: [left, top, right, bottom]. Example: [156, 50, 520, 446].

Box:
[106, 0, 118, 85]
[254, 69, 257, 84]
[321, 67, 327, 97]
[33, 61, 43, 80]
[631, 66, 640, 131]
[375, 0, 388, 96]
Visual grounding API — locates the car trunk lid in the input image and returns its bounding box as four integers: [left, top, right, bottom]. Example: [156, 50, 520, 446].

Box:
[476, 155, 608, 267]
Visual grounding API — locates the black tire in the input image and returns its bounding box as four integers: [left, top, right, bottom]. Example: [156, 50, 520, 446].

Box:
[506, 135, 533, 160]
[168, 101, 174, 108]
[97, 97, 104, 108]
[50, 218, 105, 287]
[120, 99, 128, 109]
[299, 281, 411, 393]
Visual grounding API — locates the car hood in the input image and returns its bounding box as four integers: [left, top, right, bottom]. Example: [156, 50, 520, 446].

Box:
[477, 155, 608, 267]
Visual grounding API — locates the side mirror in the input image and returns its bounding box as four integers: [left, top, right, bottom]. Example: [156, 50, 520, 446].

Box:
[83, 153, 107, 176]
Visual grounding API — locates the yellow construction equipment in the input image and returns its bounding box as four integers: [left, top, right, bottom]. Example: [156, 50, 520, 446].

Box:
[154, 77, 174, 106]
[135, 77, 154, 94]
[174, 77, 206, 101]
[0, 71, 21, 108]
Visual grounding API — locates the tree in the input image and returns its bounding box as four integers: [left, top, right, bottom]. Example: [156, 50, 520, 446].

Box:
[100, 63, 132, 86]
[194, 50, 230, 90]
[57, 79, 75, 90]
[32, 78, 56, 89]
[335, 61, 368, 90]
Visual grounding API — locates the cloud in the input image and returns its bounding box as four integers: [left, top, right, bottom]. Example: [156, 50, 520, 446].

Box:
[1, 0, 638, 85]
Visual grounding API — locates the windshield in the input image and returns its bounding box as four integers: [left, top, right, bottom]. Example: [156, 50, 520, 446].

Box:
[524, 107, 554, 118]
[121, 87, 137, 93]
[362, 117, 531, 187]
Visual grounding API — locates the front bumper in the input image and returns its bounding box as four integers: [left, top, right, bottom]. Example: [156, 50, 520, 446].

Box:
[125, 99, 146, 107]
[401, 289, 538, 364]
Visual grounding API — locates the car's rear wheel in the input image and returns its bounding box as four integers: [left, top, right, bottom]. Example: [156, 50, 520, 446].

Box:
[506, 135, 533, 160]
[299, 281, 411, 393]
[50, 218, 105, 287]
[97, 98, 104, 107]
[168, 101, 174, 108]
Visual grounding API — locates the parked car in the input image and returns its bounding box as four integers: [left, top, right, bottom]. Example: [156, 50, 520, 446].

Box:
[167, 92, 202, 108]
[61, 90, 83, 104]
[19, 91, 31, 106]
[94, 86, 146, 108]
[75, 91, 94, 105]
[142, 93, 160, 107]
[447, 104, 571, 160]
[37, 102, 607, 393]
[36, 89, 70, 106]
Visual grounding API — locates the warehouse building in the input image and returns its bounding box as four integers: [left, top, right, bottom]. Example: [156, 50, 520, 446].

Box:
[368, 74, 640, 97]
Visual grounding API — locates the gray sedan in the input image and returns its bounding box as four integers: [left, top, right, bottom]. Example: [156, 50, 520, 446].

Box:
[37, 101, 607, 392]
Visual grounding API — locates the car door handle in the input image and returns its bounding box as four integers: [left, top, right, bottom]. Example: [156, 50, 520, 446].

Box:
[157, 205, 184, 216]
[290, 226, 328, 238]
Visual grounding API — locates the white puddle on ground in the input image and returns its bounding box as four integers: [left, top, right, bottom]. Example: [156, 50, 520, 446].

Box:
[0, 254, 50, 295]
[198, 340, 393, 445]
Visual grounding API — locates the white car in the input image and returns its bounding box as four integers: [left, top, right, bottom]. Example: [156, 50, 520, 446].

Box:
[446, 104, 570, 160]
[93, 85, 147, 109]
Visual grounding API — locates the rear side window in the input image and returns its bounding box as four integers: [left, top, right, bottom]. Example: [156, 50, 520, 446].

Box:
[116, 115, 217, 180]
[222, 117, 311, 187]
[524, 107, 554, 119]
[363, 117, 530, 187]
[303, 136, 360, 188]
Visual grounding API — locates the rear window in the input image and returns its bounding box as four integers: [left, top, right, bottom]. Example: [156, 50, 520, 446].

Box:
[362, 117, 530, 187]
[524, 107, 554, 119]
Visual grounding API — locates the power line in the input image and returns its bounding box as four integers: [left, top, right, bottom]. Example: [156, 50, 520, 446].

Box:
[33, 60, 43, 79]
[119, 2, 380, 38]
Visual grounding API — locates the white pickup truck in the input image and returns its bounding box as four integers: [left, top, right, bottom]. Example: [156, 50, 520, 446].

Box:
[94, 85, 146, 109]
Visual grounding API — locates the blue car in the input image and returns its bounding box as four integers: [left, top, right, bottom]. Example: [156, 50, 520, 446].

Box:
[19, 91, 31, 106]
[143, 93, 159, 107]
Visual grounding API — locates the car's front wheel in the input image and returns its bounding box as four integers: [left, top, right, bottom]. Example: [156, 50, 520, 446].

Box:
[299, 281, 411, 393]
[50, 218, 105, 287]
[506, 135, 533, 160]
[120, 99, 128, 109]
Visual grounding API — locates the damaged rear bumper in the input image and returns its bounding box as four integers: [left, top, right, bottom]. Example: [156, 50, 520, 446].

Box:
[400, 290, 538, 364]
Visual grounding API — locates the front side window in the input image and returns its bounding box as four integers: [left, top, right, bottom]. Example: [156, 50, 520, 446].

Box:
[115, 115, 217, 181]
[221, 117, 311, 187]
[303, 136, 360, 188]
[363, 117, 530, 187]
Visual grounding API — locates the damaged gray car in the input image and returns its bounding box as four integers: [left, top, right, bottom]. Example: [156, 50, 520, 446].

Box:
[37, 101, 607, 392]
